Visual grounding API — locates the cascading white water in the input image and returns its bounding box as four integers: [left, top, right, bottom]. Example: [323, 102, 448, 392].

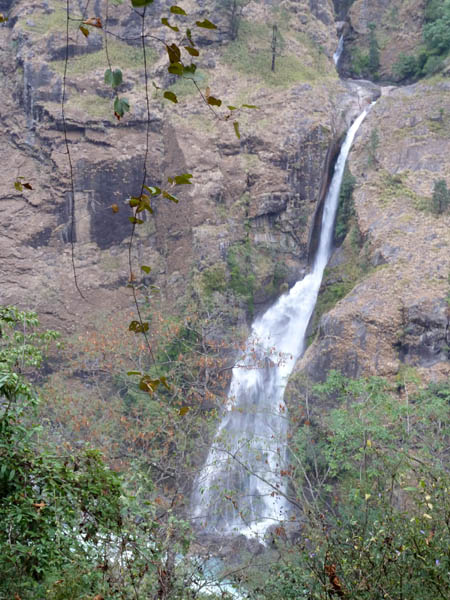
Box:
[192, 106, 372, 538]
[333, 34, 344, 66]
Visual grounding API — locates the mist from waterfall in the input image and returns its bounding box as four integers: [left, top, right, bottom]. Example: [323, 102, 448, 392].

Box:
[192, 107, 371, 539]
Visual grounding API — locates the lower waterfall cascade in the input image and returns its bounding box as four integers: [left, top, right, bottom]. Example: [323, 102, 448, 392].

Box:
[192, 105, 373, 539]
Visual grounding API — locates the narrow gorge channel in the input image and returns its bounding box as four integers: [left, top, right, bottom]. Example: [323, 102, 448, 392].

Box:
[192, 102, 373, 541]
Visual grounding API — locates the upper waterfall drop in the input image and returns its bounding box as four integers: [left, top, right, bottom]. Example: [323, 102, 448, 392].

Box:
[192, 105, 373, 539]
[333, 34, 344, 66]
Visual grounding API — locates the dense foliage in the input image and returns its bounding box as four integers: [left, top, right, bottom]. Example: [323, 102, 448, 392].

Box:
[254, 372, 450, 599]
[2, 311, 449, 599]
[334, 165, 356, 245]
[431, 178, 450, 214]
[0, 308, 197, 600]
[393, 0, 450, 81]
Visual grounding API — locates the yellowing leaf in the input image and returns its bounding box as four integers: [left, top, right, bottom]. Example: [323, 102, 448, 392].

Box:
[79, 25, 90, 37]
[179, 406, 190, 416]
[111, 204, 119, 213]
[83, 17, 102, 28]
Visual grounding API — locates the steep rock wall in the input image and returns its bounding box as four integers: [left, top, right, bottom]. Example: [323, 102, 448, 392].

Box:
[296, 80, 450, 385]
[0, 0, 355, 337]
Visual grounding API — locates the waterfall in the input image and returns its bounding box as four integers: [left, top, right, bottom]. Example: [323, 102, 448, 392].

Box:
[192, 106, 372, 539]
[333, 34, 344, 66]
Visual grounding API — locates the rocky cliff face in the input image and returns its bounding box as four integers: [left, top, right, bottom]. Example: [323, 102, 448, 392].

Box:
[0, 0, 352, 333]
[296, 80, 450, 386]
[0, 0, 448, 388]
[338, 0, 427, 80]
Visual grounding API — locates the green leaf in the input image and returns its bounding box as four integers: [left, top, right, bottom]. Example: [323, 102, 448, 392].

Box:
[114, 96, 130, 119]
[168, 173, 193, 185]
[139, 375, 160, 393]
[129, 197, 140, 207]
[179, 406, 190, 416]
[141, 265, 151, 274]
[164, 91, 178, 103]
[14, 181, 23, 191]
[183, 64, 197, 74]
[128, 216, 144, 224]
[130, 0, 154, 7]
[129, 320, 149, 333]
[207, 95, 222, 107]
[195, 19, 217, 29]
[161, 17, 179, 31]
[159, 376, 170, 390]
[135, 195, 152, 213]
[170, 5, 187, 15]
[162, 190, 179, 203]
[233, 120, 240, 139]
[168, 62, 184, 75]
[143, 185, 161, 195]
[105, 68, 123, 88]
[186, 28, 194, 45]
[227, 105, 237, 110]
[166, 43, 181, 64]
[242, 104, 259, 109]
[127, 370, 142, 376]
[184, 45, 199, 57]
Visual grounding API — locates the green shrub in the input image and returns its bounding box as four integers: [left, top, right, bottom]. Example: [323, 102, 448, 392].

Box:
[335, 166, 356, 245]
[350, 46, 370, 77]
[393, 52, 420, 81]
[258, 374, 450, 600]
[0, 307, 193, 599]
[423, 53, 446, 75]
[431, 178, 450, 214]
[227, 240, 255, 314]
[201, 264, 228, 296]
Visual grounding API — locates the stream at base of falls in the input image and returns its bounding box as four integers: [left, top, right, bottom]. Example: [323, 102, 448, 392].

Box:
[191, 104, 374, 542]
